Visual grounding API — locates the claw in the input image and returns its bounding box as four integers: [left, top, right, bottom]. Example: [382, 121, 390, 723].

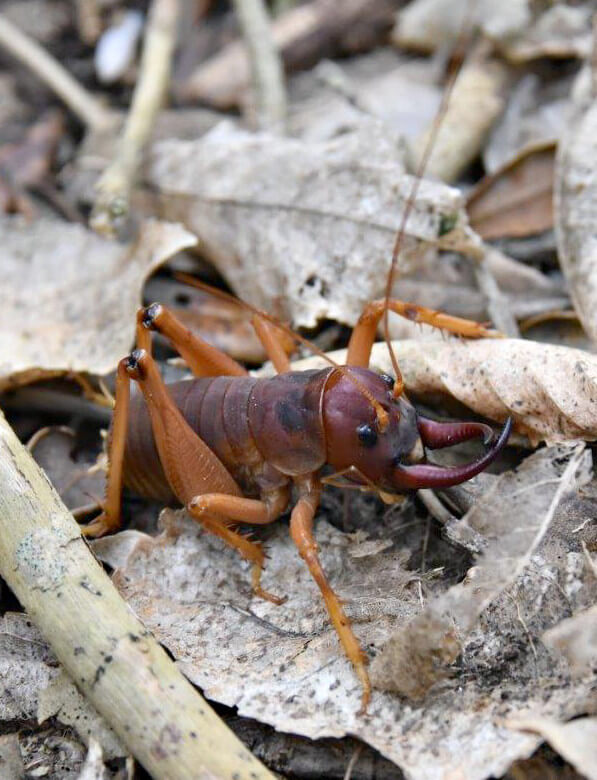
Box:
[395, 418, 512, 489]
[417, 416, 494, 448]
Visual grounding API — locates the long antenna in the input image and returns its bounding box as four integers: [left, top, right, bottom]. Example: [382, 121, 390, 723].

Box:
[384, 1, 477, 397]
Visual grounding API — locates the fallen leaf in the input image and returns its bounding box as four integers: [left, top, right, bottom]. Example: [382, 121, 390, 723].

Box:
[149, 120, 484, 328]
[0, 733, 25, 780]
[371, 443, 591, 696]
[91, 443, 596, 780]
[505, 717, 597, 780]
[0, 216, 196, 391]
[554, 66, 597, 345]
[281, 338, 597, 446]
[468, 141, 555, 240]
[542, 604, 597, 677]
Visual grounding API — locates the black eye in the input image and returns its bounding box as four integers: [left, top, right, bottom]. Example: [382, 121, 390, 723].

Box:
[380, 373, 394, 389]
[357, 423, 378, 447]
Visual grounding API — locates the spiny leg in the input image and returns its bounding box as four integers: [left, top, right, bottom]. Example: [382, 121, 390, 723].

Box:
[187, 502, 286, 605]
[189, 488, 289, 526]
[289, 477, 371, 712]
[82, 359, 131, 537]
[347, 299, 501, 371]
[251, 314, 292, 373]
[140, 303, 248, 377]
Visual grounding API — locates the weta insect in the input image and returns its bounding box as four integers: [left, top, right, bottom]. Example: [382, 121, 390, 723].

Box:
[83, 291, 511, 712]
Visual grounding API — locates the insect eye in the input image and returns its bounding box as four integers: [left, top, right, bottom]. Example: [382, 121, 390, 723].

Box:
[357, 423, 378, 447]
[380, 373, 394, 389]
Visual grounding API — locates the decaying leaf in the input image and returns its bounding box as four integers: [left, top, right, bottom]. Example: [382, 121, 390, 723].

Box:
[371, 444, 591, 694]
[0, 612, 126, 761]
[38, 671, 126, 760]
[284, 339, 597, 446]
[149, 120, 484, 327]
[0, 216, 196, 391]
[505, 717, 597, 780]
[555, 66, 597, 345]
[468, 141, 555, 240]
[542, 604, 597, 677]
[90, 441, 595, 780]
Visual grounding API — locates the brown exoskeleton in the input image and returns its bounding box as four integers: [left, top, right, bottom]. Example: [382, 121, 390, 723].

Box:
[82, 293, 511, 712]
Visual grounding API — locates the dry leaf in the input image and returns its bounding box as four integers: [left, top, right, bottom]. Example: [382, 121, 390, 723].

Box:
[0, 733, 26, 780]
[555, 66, 597, 345]
[468, 141, 555, 240]
[149, 120, 484, 327]
[371, 443, 592, 695]
[409, 58, 508, 183]
[282, 339, 597, 446]
[91, 443, 596, 780]
[0, 216, 196, 391]
[542, 604, 597, 677]
[505, 717, 597, 780]
[38, 671, 126, 760]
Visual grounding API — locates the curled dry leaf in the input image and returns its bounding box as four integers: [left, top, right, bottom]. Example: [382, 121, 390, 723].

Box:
[505, 717, 597, 780]
[0, 216, 196, 391]
[282, 339, 597, 446]
[91, 442, 595, 780]
[554, 66, 597, 345]
[149, 120, 484, 327]
[467, 141, 555, 240]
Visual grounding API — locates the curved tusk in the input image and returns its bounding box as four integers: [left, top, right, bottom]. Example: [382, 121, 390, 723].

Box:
[394, 418, 512, 489]
[417, 416, 494, 449]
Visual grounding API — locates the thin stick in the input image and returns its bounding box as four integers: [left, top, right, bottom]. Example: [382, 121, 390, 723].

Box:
[232, 0, 287, 131]
[0, 13, 113, 131]
[91, 0, 179, 236]
[0, 410, 275, 780]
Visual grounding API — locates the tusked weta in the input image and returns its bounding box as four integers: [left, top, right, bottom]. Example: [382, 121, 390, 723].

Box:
[82, 290, 511, 712]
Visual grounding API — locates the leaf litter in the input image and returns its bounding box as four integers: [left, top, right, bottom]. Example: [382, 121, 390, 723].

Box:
[0, 215, 196, 391]
[90, 442, 596, 780]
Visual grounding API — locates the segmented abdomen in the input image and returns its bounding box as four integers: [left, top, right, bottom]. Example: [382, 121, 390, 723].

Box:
[121, 368, 332, 504]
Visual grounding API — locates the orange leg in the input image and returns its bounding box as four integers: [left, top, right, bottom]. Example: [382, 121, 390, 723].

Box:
[187, 501, 286, 604]
[251, 314, 291, 373]
[347, 299, 501, 368]
[140, 303, 248, 377]
[82, 359, 131, 537]
[289, 477, 371, 712]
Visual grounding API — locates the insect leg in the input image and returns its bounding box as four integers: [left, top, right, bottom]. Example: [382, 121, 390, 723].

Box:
[81, 358, 131, 537]
[186, 503, 286, 604]
[250, 315, 292, 373]
[289, 477, 371, 712]
[347, 299, 501, 368]
[139, 303, 248, 377]
[189, 488, 289, 525]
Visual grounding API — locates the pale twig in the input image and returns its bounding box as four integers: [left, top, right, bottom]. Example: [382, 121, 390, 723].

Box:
[232, 0, 287, 131]
[0, 410, 275, 780]
[0, 13, 113, 132]
[91, 0, 179, 237]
